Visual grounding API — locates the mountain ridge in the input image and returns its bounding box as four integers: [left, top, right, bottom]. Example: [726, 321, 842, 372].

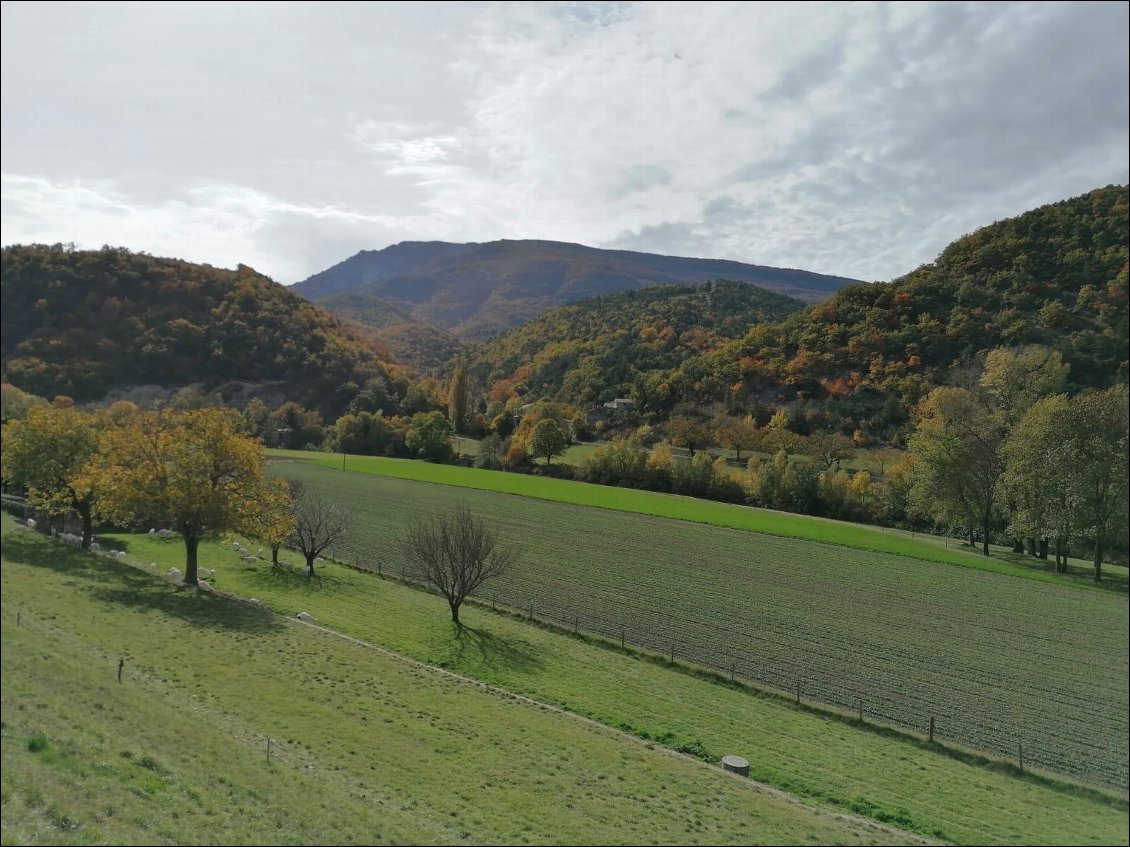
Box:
[294, 238, 861, 342]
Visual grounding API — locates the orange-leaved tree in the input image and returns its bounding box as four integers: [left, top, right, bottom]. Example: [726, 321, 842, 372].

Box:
[1, 404, 106, 548]
[90, 407, 292, 585]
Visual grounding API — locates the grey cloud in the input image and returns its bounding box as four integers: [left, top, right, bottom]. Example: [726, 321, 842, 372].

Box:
[765, 37, 847, 102]
[611, 164, 672, 198]
[608, 221, 710, 258]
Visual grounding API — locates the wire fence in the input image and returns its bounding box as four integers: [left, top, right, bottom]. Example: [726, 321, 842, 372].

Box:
[319, 527, 1127, 791]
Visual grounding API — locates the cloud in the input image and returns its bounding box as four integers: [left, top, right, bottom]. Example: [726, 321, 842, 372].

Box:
[2, 2, 1127, 283]
[1, 175, 409, 282]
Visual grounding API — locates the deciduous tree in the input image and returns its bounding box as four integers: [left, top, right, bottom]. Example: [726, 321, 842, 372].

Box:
[1, 405, 104, 548]
[909, 387, 1005, 555]
[400, 505, 519, 626]
[288, 484, 351, 577]
[90, 408, 291, 585]
[529, 418, 567, 466]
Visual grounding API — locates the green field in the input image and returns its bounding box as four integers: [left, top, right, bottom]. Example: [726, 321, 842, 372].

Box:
[266, 460, 1130, 789]
[1, 519, 918, 846]
[274, 449, 1125, 590]
[64, 523, 1128, 844]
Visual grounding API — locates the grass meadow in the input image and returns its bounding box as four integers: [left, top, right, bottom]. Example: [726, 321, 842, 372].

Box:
[1, 518, 914, 846]
[50, 521, 1127, 845]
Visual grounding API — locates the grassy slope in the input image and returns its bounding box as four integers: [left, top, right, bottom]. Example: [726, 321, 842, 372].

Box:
[0, 521, 905, 847]
[93, 528, 1129, 846]
[272, 449, 1119, 590]
[267, 464, 1130, 789]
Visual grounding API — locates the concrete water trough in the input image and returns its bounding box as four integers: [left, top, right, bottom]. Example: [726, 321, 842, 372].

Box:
[721, 755, 750, 776]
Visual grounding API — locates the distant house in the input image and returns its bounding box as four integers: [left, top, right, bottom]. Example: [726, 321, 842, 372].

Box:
[603, 398, 635, 412]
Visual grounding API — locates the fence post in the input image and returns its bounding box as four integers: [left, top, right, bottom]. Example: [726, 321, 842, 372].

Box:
[730, 662, 735, 682]
[620, 623, 625, 650]
[267, 736, 272, 763]
[929, 716, 935, 743]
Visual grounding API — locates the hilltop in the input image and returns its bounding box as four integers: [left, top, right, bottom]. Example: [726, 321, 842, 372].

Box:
[638, 185, 1129, 434]
[295, 239, 859, 342]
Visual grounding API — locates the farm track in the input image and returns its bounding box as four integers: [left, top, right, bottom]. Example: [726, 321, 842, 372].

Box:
[277, 462, 1130, 788]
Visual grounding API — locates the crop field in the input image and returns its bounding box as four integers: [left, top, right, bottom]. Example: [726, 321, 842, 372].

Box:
[272, 461, 1130, 789]
[1, 519, 913, 846]
[273, 450, 1122, 588]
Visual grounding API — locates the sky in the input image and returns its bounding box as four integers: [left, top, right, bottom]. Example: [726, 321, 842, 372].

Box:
[2, 1, 1127, 285]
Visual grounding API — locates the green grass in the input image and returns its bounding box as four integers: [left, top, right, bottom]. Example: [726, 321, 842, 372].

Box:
[87, 525, 1130, 845]
[272, 449, 1124, 591]
[267, 462, 1130, 789]
[0, 520, 911, 846]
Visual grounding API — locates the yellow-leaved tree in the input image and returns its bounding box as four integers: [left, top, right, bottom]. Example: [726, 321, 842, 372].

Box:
[1, 405, 105, 548]
[89, 408, 292, 585]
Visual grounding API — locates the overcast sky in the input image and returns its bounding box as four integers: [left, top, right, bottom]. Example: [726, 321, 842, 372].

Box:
[2, 1, 1127, 284]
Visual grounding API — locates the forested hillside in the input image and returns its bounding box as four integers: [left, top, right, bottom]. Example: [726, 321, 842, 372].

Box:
[635, 185, 1128, 437]
[468, 280, 804, 407]
[0, 245, 409, 416]
[316, 289, 466, 372]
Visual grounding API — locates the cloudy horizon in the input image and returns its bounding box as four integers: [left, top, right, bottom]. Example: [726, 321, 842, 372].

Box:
[2, 1, 1127, 285]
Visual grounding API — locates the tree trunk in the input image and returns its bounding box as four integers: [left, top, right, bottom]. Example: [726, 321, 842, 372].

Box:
[79, 504, 93, 551]
[450, 600, 461, 626]
[1012, 538, 1025, 553]
[271, 544, 280, 566]
[306, 553, 316, 578]
[967, 526, 975, 547]
[183, 534, 199, 585]
[1093, 541, 1103, 583]
[1026, 537, 1037, 556]
[981, 512, 991, 557]
[1038, 538, 1048, 560]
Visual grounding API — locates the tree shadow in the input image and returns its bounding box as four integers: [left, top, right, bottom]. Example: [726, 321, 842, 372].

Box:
[3, 531, 284, 634]
[240, 565, 350, 597]
[450, 623, 544, 674]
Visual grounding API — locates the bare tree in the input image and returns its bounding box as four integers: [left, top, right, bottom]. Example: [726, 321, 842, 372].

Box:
[290, 487, 351, 576]
[400, 505, 518, 626]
